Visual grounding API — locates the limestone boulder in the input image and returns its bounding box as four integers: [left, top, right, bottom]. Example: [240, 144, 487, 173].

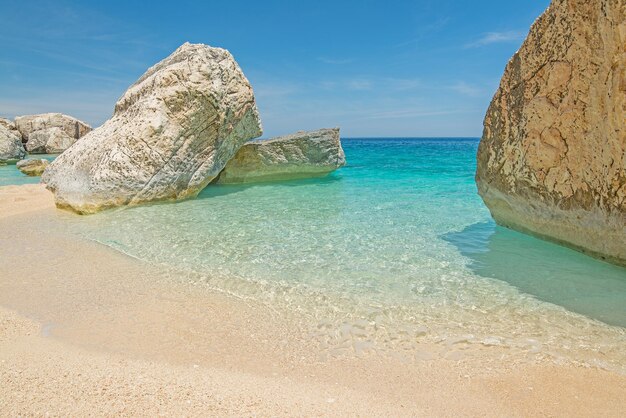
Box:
[476, 0, 626, 266]
[0, 124, 26, 163]
[42, 42, 262, 213]
[15, 113, 91, 144]
[0, 117, 19, 133]
[215, 128, 345, 184]
[16, 159, 50, 176]
[25, 127, 76, 154]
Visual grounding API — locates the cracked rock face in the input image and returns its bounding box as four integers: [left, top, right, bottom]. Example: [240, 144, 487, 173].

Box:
[0, 122, 26, 162]
[214, 128, 345, 184]
[43, 42, 262, 213]
[25, 127, 77, 154]
[476, 0, 626, 266]
[15, 113, 91, 144]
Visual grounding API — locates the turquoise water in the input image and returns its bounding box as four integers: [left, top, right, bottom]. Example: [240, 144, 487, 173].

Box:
[0, 154, 57, 186]
[7, 139, 626, 369]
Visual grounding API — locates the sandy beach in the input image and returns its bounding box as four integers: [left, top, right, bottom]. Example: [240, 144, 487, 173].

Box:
[0, 183, 624, 416]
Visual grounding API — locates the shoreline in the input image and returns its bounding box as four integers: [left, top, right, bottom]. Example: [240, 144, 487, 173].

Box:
[1, 184, 625, 416]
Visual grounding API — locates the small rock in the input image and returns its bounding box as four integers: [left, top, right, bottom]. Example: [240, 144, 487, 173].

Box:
[16, 158, 49, 176]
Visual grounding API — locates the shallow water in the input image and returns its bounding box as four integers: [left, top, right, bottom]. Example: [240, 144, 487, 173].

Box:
[7, 139, 626, 371]
[0, 154, 57, 186]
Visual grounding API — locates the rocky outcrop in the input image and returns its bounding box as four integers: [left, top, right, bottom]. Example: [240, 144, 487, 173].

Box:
[0, 124, 26, 163]
[16, 159, 49, 176]
[14, 113, 91, 145]
[42, 42, 262, 214]
[476, 0, 626, 266]
[215, 128, 345, 184]
[25, 127, 77, 154]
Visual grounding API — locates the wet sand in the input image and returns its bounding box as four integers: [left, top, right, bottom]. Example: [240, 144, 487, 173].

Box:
[1, 184, 625, 416]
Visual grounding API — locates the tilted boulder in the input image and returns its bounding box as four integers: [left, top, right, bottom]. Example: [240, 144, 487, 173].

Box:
[215, 128, 345, 184]
[15, 113, 91, 144]
[476, 0, 626, 266]
[43, 42, 262, 213]
[16, 158, 50, 176]
[0, 123, 26, 163]
[25, 127, 77, 154]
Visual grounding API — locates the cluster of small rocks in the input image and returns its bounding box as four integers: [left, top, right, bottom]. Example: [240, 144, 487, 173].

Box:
[0, 113, 91, 163]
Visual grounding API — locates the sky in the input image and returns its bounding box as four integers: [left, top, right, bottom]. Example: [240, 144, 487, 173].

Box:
[0, 0, 550, 138]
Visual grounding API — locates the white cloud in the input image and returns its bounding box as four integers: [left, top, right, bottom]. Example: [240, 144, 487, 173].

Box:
[466, 30, 525, 48]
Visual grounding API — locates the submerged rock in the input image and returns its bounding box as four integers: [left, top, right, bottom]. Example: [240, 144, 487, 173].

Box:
[43, 42, 262, 213]
[15, 113, 91, 146]
[215, 128, 345, 184]
[0, 123, 26, 163]
[476, 0, 626, 266]
[25, 127, 77, 154]
[17, 158, 50, 176]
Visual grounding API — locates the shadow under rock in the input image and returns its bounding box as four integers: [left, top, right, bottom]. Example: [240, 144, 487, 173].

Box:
[198, 172, 344, 200]
[443, 221, 626, 328]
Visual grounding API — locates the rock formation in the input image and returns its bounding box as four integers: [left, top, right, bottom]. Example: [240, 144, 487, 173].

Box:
[0, 117, 18, 132]
[14, 113, 91, 146]
[25, 127, 77, 154]
[476, 0, 626, 266]
[215, 128, 345, 184]
[0, 121, 26, 163]
[42, 42, 262, 213]
[16, 159, 49, 176]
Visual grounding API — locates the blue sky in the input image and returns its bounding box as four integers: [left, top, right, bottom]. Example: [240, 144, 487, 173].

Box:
[0, 0, 550, 137]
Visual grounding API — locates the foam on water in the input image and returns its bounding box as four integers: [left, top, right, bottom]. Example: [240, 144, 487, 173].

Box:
[14, 139, 626, 371]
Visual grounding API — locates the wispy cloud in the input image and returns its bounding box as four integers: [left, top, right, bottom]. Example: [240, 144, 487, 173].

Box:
[466, 30, 525, 48]
[317, 77, 421, 92]
[317, 57, 353, 65]
[394, 17, 451, 49]
[252, 81, 300, 98]
[347, 79, 372, 91]
[448, 81, 482, 97]
[363, 108, 462, 120]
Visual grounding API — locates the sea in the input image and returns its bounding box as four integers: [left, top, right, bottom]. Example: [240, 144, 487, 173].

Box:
[3, 138, 625, 371]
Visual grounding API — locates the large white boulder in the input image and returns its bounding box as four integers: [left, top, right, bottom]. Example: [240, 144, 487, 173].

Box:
[476, 0, 626, 266]
[42, 42, 262, 213]
[215, 128, 345, 184]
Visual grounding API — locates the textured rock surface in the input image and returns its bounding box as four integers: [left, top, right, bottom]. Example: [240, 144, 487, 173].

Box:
[0, 117, 19, 133]
[476, 0, 626, 266]
[15, 113, 91, 144]
[25, 127, 76, 154]
[215, 128, 345, 184]
[0, 124, 26, 162]
[42, 42, 262, 213]
[16, 159, 50, 176]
